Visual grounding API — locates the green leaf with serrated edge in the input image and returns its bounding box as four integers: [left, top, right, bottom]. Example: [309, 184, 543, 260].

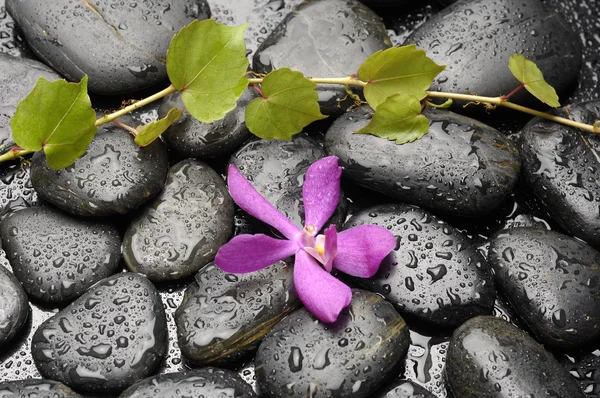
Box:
[245, 68, 327, 140]
[11, 75, 96, 170]
[358, 45, 445, 110]
[508, 54, 560, 108]
[134, 108, 183, 147]
[167, 19, 249, 123]
[355, 93, 429, 144]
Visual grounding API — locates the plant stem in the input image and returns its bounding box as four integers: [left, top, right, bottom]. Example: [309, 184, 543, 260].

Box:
[94, 84, 178, 127]
[112, 120, 139, 136]
[426, 91, 598, 133]
[0, 148, 34, 163]
[247, 77, 367, 87]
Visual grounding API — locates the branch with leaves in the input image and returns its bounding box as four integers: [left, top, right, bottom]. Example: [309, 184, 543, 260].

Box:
[1, 19, 598, 170]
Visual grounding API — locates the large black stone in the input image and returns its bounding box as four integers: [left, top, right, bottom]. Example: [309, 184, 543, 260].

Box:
[176, 262, 299, 365]
[253, 0, 390, 114]
[347, 204, 495, 328]
[119, 368, 257, 397]
[158, 89, 254, 160]
[123, 159, 234, 282]
[0, 379, 83, 397]
[446, 316, 585, 397]
[1, 207, 121, 305]
[31, 273, 167, 394]
[488, 227, 600, 348]
[405, 0, 582, 107]
[0, 254, 28, 347]
[520, 101, 600, 247]
[325, 107, 520, 218]
[6, 0, 210, 94]
[255, 290, 410, 397]
[31, 126, 169, 217]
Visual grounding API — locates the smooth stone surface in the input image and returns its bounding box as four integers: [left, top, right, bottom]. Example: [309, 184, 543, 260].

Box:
[0, 162, 40, 219]
[325, 107, 520, 218]
[176, 261, 299, 365]
[0, 53, 61, 147]
[207, 0, 304, 58]
[256, 290, 410, 398]
[31, 126, 169, 217]
[543, 0, 600, 103]
[31, 273, 167, 394]
[253, 0, 390, 114]
[0, 379, 83, 397]
[6, 0, 210, 94]
[123, 159, 234, 282]
[520, 101, 600, 247]
[374, 379, 437, 398]
[405, 0, 581, 106]
[230, 135, 347, 230]
[159, 89, 254, 160]
[1, 207, 121, 305]
[119, 367, 257, 397]
[446, 316, 585, 398]
[347, 204, 495, 327]
[0, 3, 32, 58]
[488, 227, 600, 348]
[0, 257, 28, 347]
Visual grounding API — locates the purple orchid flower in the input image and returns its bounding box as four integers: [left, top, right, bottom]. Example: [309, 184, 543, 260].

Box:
[215, 156, 396, 323]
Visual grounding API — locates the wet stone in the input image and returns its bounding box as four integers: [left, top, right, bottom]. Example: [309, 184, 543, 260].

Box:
[374, 379, 437, 398]
[31, 125, 169, 217]
[520, 100, 600, 247]
[6, 0, 210, 95]
[0, 3, 32, 58]
[488, 227, 600, 348]
[207, 0, 304, 58]
[158, 89, 254, 160]
[0, 162, 40, 220]
[0, 253, 28, 347]
[346, 204, 495, 328]
[405, 0, 581, 107]
[176, 261, 299, 366]
[252, 0, 390, 114]
[119, 367, 257, 397]
[325, 107, 520, 218]
[446, 316, 585, 398]
[0, 379, 83, 398]
[543, 0, 600, 103]
[0, 54, 61, 147]
[256, 289, 410, 398]
[31, 273, 168, 394]
[0, 207, 121, 305]
[123, 159, 234, 282]
[230, 134, 347, 230]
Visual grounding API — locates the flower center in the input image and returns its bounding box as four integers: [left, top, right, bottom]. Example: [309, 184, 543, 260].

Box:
[298, 224, 337, 273]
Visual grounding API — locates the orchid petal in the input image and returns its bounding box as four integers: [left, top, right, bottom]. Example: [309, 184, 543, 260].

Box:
[215, 234, 298, 273]
[333, 225, 396, 278]
[227, 165, 300, 240]
[322, 225, 338, 272]
[302, 156, 342, 231]
[294, 250, 352, 323]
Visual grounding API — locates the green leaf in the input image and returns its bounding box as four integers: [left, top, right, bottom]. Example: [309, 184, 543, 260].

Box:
[134, 108, 183, 147]
[355, 93, 429, 144]
[11, 75, 96, 170]
[358, 45, 445, 110]
[508, 54, 560, 107]
[245, 68, 327, 140]
[166, 19, 249, 123]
